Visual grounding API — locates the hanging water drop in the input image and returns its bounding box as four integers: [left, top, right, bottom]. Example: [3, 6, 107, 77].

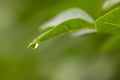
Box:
[34, 43, 39, 49]
[27, 42, 39, 50]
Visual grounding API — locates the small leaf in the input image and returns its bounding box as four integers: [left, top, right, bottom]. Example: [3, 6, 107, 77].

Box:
[28, 8, 94, 49]
[28, 18, 94, 49]
[102, 0, 120, 10]
[98, 0, 120, 17]
[39, 8, 94, 31]
[95, 7, 120, 33]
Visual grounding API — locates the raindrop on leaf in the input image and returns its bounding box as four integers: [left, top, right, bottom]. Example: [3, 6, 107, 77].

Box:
[27, 42, 39, 50]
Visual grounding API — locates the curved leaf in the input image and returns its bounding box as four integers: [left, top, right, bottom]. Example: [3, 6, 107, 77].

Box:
[98, 0, 120, 17]
[28, 18, 94, 49]
[102, 0, 120, 10]
[28, 8, 94, 49]
[40, 8, 94, 31]
[95, 7, 120, 33]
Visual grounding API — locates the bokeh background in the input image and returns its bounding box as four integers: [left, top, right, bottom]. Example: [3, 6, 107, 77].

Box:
[1, 0, 120, 80]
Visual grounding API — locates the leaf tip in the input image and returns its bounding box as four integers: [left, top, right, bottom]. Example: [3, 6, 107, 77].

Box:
[27, 42, 39, 50]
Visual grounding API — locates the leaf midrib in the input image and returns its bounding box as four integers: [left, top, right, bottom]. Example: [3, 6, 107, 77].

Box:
[99, 21, 120, 27]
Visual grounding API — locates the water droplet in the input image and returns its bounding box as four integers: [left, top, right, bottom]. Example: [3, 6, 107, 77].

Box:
[27, 42, 39, 50]
[34, 43, 39, 49]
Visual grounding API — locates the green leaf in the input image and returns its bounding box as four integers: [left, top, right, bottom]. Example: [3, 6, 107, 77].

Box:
[28, 18, 94, 49]
[95, 7, 120, 33]
[102, 0, 120, 10]
[39, 8, 94, 31]
[98, 0, 120, 17]
[28, 8, 94, 49]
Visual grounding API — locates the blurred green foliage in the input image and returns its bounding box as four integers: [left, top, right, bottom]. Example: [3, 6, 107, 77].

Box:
[0, 0, 120, 80]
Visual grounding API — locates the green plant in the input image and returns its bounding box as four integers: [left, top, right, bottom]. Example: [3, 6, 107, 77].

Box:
[25, 0, 120, 79]
[1, 0, 120, 80]
[28, 1, 120, 50]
